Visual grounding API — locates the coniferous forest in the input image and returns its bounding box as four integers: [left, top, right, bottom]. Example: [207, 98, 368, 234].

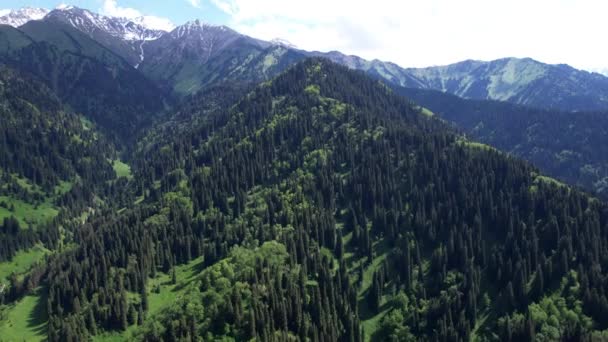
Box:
[1, 9, 608, 342]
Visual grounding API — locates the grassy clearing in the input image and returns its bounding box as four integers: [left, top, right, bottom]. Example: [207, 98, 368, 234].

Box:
[0, 179, 72, 229]
[357, 238, 390, 299]
[0, 287, 48, 342]
[55, 181, 73, 196]
[112, 160, 133, 179]
[418, 106, 435, 117]
[342, 237, 392, 340]
[0, 245, 49, 285]
[0, 196, 58, 228]
[362, 305, 391, 341]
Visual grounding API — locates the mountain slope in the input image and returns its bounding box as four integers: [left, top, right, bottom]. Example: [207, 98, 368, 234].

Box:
[0, 23, 32, 53]
[31, 59, 608, 341]
[0, 65, 118, 261]
[136, 20, 608, 112]
[4, 5, 608, 112]
[139, 20, 307, 95]
[0, 21, 167, 139]
[44, 6, 166, 66]
[395, 86, 608, 198]
[399, 58, 608, 111]
[315, 53, 608, 112]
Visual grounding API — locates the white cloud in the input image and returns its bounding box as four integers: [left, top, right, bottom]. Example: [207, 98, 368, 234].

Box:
[187, 0, 202, 8]
[209, 0, 608, 72]
[0, 9, 11, 16]
[101, 0, 175, 31]
[102, 0, 141, 18]
[591, 68, 608, 76]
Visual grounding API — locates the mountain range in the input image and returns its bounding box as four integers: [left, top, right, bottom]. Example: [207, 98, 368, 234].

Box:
[3, 5, 608, 111]
[0, 7, 49, 27]
[1, 4, 608, 342]
[4, 4, 607, 197]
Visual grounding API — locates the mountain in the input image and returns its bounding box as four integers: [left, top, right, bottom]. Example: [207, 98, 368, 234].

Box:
[136, 21, 608, 112]
[395, 86, 608, 198]
[313, 53, 608, 112]
[0, 21, 167, 139]
[5, 6, 608, 113]
[398, 58, 608, 111]
[44, 6, 166, 66]
[16, 58, 603, 341]
[139, 20, 306, 95]
[0, 7, 48, 27]
[0, 65, 120, 261]
[2, 4, 608, 342]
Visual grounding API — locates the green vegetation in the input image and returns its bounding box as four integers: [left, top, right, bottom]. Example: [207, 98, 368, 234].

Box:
[459, 139, 498, 152]
[530, 173, 569, 194]
[399, 86, 608, 199]
[0, 179, 73, 228]
[1, 21, 166, 139]
[304, 84, 321, 96]
[1, 46, 608, 342]
[418, 106, 434, 117]
[534, 174, 567, 188]
[0, 244, 49, 285]
[0, 196, 58, 229]
[35, 59, 608, 342]
[112, 160, 133, 179]
[0, 288, 48, 342]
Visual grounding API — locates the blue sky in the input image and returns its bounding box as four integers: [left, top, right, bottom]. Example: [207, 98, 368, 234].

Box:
[1, 0, 230, 26]
[2, 0, 607, 73]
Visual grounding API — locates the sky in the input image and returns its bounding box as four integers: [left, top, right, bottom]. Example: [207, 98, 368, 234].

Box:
[1, 0, 607, 73]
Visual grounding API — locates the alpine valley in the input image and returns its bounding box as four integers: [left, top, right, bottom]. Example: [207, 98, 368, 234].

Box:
[0, 4, 608, 342]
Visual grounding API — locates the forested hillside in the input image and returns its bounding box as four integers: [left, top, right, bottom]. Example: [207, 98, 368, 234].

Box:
[18, 59, 605, 341]
[0, 22, 167, 140]
[396, 87, 608, 199]
[0, 64, 131, 309]
[1, 3, 608, 341]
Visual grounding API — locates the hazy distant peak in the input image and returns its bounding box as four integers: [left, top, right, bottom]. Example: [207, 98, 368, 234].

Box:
[0, 7, 49, 27]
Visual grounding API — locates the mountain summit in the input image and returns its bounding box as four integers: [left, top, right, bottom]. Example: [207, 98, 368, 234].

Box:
[0, 7, 48, 27]
[45, 6, 165, 41]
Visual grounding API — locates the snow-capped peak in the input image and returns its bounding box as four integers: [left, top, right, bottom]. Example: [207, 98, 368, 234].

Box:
[171, 19, 230, 39]
[270, 38, 296, 49]
[45, 6, 167, 41]
[0, 7, 49, 27]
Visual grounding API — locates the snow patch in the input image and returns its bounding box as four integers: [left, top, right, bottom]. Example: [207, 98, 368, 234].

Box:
[270, 38, 296, 49]
[46, 6, 167, 41]
[56, 4, 74, 11]
[135, 40, 146, 69]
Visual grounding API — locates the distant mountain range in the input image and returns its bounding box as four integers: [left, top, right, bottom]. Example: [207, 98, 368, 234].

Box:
[2, 5, 608, 111]
[399, 58, 608, 111]
[1, 4, 608, 197]
[0, 7, 48, 27]
[394, 86, 608, 198]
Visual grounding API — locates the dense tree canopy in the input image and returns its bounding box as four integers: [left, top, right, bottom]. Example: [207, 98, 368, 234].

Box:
[5, 59, 601, 341]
